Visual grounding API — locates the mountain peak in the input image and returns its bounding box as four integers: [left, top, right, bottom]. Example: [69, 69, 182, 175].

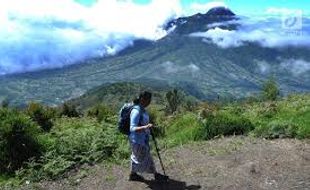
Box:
[205, 6, 235, 17]
[164, 7, 237, 35]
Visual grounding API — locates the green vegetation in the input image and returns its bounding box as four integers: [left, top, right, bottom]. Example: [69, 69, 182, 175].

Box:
[26, 102, 56, 132]
[0, 83, 309, 188]
[247, 94, 310, 139]
[0, 108, 42, 174]
[17, 118, 126, 181]
[165, 113, 204, 146]
[166, 89, 183, 114]
[60, 103, 80, 118]
[68, 82, 170, 112]
[261, 77, 280, 101]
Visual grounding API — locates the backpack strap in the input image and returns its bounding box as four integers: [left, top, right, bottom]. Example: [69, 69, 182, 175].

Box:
[132, 105, 144, 126]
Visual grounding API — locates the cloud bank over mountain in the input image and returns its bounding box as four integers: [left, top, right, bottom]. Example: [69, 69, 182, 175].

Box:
[0, 0, 309, 75]
[0, 0, 182, 75]
[190, 16, 310, 48]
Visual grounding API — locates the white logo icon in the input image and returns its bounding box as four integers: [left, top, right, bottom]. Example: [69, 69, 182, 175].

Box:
[282, 10, 303, 30]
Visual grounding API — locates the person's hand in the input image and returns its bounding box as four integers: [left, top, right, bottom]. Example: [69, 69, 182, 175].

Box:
[146, 123, 154, 129]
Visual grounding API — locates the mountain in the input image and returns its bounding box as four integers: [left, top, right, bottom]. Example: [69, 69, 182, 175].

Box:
[165, 7, 237, 34]
[0, 7, 309, 107]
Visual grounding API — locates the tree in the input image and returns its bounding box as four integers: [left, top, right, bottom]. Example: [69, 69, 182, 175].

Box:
[261, 77, 280, 101]
[166, 89, 183, 113]
[61, 103, 80, 117]
[26, 102, 54, 131]
[1, 98, 9, 108]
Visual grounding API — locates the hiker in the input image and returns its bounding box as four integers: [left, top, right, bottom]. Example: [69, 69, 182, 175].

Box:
[129, 91, 168, 182]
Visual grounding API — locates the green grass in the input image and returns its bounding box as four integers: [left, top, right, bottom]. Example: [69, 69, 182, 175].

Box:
[165, 113, 204, 147]
[16, 117, 128, 181]
[244, 94, 310, 139]
[0, 93, 309, 188]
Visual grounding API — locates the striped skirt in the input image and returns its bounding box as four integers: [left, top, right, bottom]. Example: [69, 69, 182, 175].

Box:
[130, 143, 156, 174]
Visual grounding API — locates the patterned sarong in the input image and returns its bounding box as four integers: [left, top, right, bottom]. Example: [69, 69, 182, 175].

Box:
[130, 143, 156, 174]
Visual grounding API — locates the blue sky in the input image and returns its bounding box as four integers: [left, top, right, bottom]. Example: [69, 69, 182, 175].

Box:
[76, 0, 310, 15]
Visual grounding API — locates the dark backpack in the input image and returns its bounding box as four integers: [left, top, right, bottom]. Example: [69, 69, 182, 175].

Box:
[118, 103, 142, 135]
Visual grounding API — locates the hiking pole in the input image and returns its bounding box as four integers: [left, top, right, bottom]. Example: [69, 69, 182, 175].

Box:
[150, 128, 166, 176]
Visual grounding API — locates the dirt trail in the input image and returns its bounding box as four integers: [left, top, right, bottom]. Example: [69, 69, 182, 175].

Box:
[22, 137, 310, 190]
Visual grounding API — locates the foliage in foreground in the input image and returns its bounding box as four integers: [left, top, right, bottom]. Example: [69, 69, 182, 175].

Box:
[0, 109, 42, 174]
[0, 93, 309, 187]
[16, 117, 128, 181]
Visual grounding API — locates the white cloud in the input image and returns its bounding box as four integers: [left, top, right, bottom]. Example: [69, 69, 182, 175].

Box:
[188, 63, 200, 72]
[254, 60, 271, 75]
[253, 58, 310, 76]
[161, 61, 200, 74]
[1, 0, 310, 75]
[0, 0, 182, 75]
[280, 59, 310, 76]
[190, 16, 310, 48]
[162, 61, 179, 73]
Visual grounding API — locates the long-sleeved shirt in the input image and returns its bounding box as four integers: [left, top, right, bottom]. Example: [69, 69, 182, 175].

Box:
[129, 104, 150, 147]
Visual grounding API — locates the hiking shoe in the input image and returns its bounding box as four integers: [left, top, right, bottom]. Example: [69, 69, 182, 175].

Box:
[129, 173, 144, 182]
[154, 173, 169, 182]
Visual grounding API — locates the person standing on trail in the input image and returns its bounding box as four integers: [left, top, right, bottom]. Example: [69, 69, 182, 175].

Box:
[129, 91, 168, 182]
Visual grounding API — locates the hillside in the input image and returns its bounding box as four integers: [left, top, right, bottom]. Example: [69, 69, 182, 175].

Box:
[0, 8, 309, 107]
[67, 82, 199, 113]
[0, 86, 309, 189]
[1, 35, 309, 107]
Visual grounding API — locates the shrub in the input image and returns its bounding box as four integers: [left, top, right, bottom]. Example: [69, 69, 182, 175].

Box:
[148, 106, 168, 138]
[182, 96, 199, 112]
[87, 104, 114, 122]
[166, 89, 183, 114]
[259, 102, 278, 118]
[166, 113, 204, 146]
[26, 102, 55, 132]
[261, 77, 280, 101]
[297, 124, 310, 139]
[1, 98, 10, 108]
[252, 120, 299, 139]
[17, 118, 125, 180]
[202, 110, 254, 140]
[0, 108, 42, 174]
[60, 103, 80, 117]
[197, 102, 220, 118]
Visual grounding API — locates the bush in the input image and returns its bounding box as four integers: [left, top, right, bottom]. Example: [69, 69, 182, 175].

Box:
[0, 108, 42, 174]
[297, 123, 310, 139]
[182, 96, 199, 112]
[261, 77, 280, 101]
[61, 103, 80, 117]
[252, 120, 299, 139]
[257, 102, 278, 118]
[26, 102, 55, 131]
[148, 106, 168, 138]
[87, 104, 114, 122]
[166, 89, 183, 114]
[201, 110, 254, 140]
[17, 118, 125, 180]
[166, 113, 204, 146]
[1, 98, 10, 108]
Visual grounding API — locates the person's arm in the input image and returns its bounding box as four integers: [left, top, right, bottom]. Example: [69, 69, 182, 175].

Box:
[130, 109, 153, 132]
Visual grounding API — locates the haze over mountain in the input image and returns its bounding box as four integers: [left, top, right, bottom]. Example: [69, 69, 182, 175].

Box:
[0, 2, 310, 106]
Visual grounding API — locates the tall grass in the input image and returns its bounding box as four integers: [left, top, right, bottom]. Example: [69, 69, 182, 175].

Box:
[16, 117, 128, 181]
[0, 94, 309, 187]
